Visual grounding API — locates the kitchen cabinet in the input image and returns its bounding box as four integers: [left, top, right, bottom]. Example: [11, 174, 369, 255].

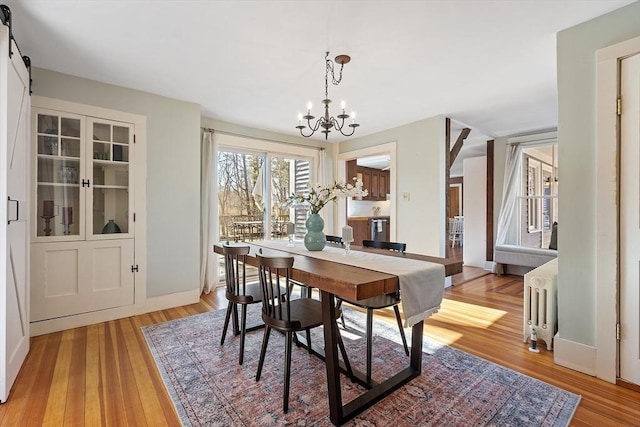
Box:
[347, 216, 391, 245]
[347, 160, 390, 201]
[347, 218, 370, 246]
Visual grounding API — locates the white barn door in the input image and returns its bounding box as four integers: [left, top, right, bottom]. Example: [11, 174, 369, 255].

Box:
[620, 53, 640, 386]
[0, 23, 31, 403]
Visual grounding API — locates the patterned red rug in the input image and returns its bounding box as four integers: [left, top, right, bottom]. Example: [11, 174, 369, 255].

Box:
[142, 305, 580, 426]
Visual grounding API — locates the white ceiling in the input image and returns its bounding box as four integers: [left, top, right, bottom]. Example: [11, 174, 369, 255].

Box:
[4, 0, 634, 147]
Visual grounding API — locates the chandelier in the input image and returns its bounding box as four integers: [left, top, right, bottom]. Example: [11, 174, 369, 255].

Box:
[296, 52, 360, 140]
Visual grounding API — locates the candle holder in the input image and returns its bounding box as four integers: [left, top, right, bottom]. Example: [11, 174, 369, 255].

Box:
[41, 215, 54, 236]
[344, 241, 352, 255]
[286, 222, 295, 247]
[61, 207, 73, 235]
[341, 225, 354, 255]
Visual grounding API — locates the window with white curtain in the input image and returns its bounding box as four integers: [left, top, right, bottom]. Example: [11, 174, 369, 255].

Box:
[495, 132, 557, 249]
[520, 145, 557, 248]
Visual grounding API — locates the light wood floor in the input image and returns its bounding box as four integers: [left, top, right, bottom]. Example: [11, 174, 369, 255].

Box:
[1, 274, 638, 426]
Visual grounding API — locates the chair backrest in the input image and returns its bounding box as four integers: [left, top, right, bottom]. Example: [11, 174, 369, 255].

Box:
[362, 239, 406, 253]
[325, 235, 343, 245]
[222, 244, 251, 299]
[257, 255, 300, 330]
[451, 216, 464, 234]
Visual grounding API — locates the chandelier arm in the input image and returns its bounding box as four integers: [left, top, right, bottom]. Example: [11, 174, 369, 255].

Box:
[331, 116, 358, 137]
[299, 126, 319, 138]
[307, 117, 323, 133]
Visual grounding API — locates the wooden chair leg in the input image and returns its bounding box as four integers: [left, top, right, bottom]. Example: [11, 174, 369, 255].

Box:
[393, 305, 410, 356]
[366, 308, 373, 383]
[220, 303, 233, 346]
[239, 303, 247, 365]
[283, 331, 293, 414]
[232, 303, 240, 336]
[256, 326, 271, 382]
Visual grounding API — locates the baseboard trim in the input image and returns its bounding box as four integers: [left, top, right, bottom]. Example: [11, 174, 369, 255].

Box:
[485, 261, 496, 272]
[31, 306, 136, 336]
[140, 288, 201, 314]
[30, 288, 201, 336]
[554, 334, 597, 377]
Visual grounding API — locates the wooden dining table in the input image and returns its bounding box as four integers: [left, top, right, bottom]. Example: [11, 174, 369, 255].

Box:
[213, 240, 462, 425]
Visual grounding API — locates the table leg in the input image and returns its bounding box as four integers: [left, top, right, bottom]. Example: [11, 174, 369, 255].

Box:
[320, 290, 343, 424]
[321, 289, 424, 426]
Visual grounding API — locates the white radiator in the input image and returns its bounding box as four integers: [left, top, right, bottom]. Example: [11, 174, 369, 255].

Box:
[523, 258, 558, 350]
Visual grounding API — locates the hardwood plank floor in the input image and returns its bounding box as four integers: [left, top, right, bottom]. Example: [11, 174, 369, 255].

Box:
[1, 274, 638, 426]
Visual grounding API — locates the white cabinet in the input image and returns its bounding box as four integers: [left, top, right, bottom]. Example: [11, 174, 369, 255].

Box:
[30, 99, 143, 324]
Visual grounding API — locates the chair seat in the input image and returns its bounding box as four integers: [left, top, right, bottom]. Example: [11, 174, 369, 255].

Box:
[263, 298, 342, 332]
[339, 293, 400, 310]
[226, 282, 262, 304]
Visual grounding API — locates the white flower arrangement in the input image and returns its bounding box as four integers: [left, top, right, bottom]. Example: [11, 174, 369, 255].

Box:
[288, 178, 368, 214]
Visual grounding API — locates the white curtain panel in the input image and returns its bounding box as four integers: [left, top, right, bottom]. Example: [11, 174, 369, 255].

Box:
[200, 129, 219, 294]
[317, 148, 328, 223]
[495, 143, 523, 246]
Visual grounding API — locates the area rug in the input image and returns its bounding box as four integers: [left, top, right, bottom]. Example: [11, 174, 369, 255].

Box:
[142, 304, 580, 426]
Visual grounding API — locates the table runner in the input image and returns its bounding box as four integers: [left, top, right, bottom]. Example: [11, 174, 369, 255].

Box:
[252, 239, 445, 327]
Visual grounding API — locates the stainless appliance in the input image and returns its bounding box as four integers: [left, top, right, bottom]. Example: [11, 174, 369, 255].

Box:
[370, 218, 388, 241]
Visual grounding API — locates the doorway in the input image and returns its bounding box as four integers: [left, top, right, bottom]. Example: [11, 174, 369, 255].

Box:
[337, 142, 397, 240]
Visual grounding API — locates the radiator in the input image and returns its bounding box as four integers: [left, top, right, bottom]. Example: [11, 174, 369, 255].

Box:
[523, 258, 558, 350]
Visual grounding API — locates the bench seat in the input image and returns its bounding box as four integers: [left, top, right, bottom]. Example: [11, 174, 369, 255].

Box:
[494, 244, 557, 275]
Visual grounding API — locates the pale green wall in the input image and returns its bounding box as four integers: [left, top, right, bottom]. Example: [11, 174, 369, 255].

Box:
[32, 68, 201, 297]
[339, 116, 446, 257]
[556, 1, 640, 346]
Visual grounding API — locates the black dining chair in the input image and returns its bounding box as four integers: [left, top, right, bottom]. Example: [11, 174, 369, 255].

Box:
[255, 254, 352, 414]
[336, 239, 410, 383]
[220, 244, 264, 365]
[325, 235, 344, 245]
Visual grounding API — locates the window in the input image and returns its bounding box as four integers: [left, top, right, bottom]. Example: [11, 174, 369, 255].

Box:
[214, 133, 319, 246]
[520, 145, 557, 248]
[496, 132, 557, 250]
[216, 150, 311, 242]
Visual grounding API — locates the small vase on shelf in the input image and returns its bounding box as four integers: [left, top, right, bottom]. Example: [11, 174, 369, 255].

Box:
[304, 213, 326, 251]
[102, 219, 121, 234]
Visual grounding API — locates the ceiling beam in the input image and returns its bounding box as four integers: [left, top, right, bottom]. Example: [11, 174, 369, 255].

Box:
[449, 127, 471, 168]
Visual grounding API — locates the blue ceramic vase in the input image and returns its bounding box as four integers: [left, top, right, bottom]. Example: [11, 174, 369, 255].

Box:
[102, 219, 121, 234]
[304, 213, 326, 251]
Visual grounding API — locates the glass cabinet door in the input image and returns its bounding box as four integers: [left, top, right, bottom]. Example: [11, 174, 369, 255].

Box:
[88, 118, 134, 238]
[34, 110, 85, 239]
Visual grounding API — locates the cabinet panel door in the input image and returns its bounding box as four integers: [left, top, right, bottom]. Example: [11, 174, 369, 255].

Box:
[32, 108, 86, 241]
[379, 173, 388, 200]
[348, 220, 370, 246]
[362, 171, 372, 200]
[31, 239, 134, 321]
[87, 118, 134, 239]
[371, 173, 380, 201]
